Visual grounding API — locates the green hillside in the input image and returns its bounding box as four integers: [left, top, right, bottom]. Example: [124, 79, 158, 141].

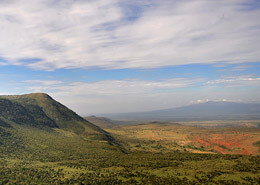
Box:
[0, 93, 113, 141]
[0, 97, 57, 128]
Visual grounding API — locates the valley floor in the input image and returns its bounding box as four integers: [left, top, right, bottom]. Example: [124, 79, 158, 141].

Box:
[0, 123, 260, 184]
[105, 121, 260, 155]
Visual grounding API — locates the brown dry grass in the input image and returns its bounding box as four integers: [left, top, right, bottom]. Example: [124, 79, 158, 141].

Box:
[106, 122, 260, 155]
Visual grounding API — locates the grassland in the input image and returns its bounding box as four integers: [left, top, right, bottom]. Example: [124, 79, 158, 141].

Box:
[0, 94, 259, 184]
[105, 121, 260, 155]
[0, 121, 259, 184]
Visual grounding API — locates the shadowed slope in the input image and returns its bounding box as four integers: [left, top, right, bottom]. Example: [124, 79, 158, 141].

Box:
[0, 97, 57, 128]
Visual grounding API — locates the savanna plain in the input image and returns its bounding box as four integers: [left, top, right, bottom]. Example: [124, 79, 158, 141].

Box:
[0, 93, 259, 184]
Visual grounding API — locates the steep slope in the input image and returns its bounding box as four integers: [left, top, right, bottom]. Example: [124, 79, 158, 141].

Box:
[85, 116, 114, 129]
[0, 117, 12, 128]
[0, 93, 113, 141]
[0, 97, 57, 128]
[101, 101, 260, 121]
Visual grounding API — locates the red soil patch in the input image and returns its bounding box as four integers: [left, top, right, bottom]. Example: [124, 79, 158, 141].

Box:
[192, 130, 260, 155]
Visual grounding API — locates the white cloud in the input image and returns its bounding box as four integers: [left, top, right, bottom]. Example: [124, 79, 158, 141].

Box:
[24, 80, 62, 86]
[18, 77, 260, 114]
[22, 78, 202, 113]
[206, 76, 260, 86]
[0, 0, 259, 70]
[191, 99, 209, 104]
[53, 86, 260, 115]
[229, 65, 253, 71]
[0, 92, 17, 95]
[26, 78, 200, 95]
[191, 98, 231, 104]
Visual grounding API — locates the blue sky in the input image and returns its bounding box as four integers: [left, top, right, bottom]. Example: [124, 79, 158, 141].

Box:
[0, 0, 259, 114]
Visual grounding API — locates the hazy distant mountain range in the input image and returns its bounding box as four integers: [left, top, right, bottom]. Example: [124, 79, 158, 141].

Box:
[99, 101, 260, 121]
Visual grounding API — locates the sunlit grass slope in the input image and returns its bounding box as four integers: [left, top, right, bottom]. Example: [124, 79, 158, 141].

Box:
[0, 122, 121, 162]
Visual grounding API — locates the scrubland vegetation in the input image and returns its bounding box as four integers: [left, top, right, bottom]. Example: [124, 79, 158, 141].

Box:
[0, 122, 259, 184]
[0, 94, 259, 184]
[106, 122, 260, 155]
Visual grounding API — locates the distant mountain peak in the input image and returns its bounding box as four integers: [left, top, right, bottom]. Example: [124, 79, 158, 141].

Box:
[102, 101, 260, 121]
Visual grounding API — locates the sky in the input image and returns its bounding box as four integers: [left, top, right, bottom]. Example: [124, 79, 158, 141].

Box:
[0, 0, 260, 115]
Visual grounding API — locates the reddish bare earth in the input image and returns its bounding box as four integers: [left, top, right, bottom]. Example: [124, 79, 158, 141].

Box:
[192, 128, 260, 155]
[106, 122, 260, 155]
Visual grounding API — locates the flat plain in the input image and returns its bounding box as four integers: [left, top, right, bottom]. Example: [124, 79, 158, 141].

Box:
[105, 120, 260, 155]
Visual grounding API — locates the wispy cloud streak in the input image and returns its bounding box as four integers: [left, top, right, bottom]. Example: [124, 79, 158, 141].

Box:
[0, 0, 259, 70]
[25, 78, 200, 95]
[206, 76, 260, 87]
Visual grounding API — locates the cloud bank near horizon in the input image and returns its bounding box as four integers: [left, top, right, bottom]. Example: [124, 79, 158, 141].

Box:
[22, 75, 260, 114]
